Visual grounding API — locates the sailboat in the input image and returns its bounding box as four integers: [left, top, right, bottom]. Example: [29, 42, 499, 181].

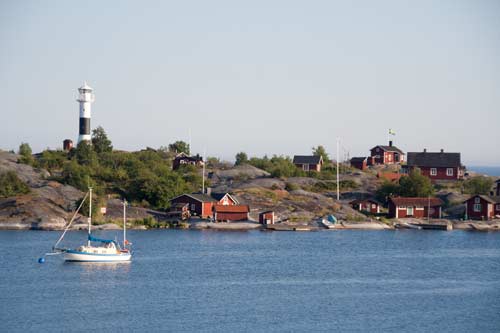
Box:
[53, 188, 132, 262]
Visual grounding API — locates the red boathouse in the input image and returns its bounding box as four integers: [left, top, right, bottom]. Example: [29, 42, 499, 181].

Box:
[388, 197, 443, 219]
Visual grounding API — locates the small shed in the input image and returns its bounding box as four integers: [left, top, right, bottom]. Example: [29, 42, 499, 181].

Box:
[259, 211, 275, 224]
[350, 199, 381, 214]
[350, 157, 368, 171]
[213, 205, 250, 222]
[63, 139, 73, 151]
[293, 155, 323, 172]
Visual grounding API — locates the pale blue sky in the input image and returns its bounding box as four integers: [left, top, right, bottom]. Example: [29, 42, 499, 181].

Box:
[1, 0, 499, 165]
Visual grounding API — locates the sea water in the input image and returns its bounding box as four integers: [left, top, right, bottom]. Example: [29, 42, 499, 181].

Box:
[1, 230, 499, 332]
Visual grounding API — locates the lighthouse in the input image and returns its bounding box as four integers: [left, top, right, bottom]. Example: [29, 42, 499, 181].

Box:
[77, 82, 95, 144]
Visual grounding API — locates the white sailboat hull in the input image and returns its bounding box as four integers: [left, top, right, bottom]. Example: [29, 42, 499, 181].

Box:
[64, 251, 131, 262]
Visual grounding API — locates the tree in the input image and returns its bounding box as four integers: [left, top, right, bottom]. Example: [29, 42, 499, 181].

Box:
[74, 141, 97, 167]
[235, 152, 248, 166]
[18, 143, 32, 157]
[312, 145, 330, 163]
[168, 141, 190, 155]
[375, 181, 400, 205]
[18, 143, 34, 165]
[91, 126, 113, 154]
[0, 171, 30, 198]
[398, 168, 434, 197]
[463, 176, 494, 195]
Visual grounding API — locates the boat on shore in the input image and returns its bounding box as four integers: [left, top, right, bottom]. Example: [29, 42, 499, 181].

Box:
[53, 188, 132, 262]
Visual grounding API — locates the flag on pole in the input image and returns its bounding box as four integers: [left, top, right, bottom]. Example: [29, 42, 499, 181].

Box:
[388, 129, 396, 136]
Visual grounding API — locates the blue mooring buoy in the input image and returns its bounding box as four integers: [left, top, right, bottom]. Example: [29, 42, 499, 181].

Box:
[38, 257, 45, 264]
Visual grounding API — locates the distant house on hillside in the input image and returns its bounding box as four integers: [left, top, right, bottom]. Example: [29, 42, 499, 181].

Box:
[464, 195, 500, 220]
[369, 141, 404, 165]
[173, 152, 204, 170]
[350, 157, 370, 171]
[402, 149, 465, 180]
[388, 197, 443, 219]
[293, 155, 323, 172]
[170, 191, 238, 218]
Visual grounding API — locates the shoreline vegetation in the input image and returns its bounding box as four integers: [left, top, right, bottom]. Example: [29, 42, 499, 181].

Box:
[1, 128, 499, 233]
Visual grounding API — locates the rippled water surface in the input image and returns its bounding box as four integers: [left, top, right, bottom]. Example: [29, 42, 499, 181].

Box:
[1, 230, 499, 332]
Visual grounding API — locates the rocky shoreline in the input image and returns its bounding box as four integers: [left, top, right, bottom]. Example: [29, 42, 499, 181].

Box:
[3, 218, 499, 232]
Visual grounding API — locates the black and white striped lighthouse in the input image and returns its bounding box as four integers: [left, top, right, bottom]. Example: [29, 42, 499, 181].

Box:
[77, 82, 94, 144]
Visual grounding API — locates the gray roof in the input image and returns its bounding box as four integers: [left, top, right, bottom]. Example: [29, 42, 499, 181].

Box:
[407, 152, 461, 168]
[210, 192, 240, 204]
[466, 195, 500, 204]
[350, 157, 367, 163]
[170, 193, 216, 203]
[371, 145, 404, 154]
[293, 155, 323, 164]
[170, 192, 239, 204]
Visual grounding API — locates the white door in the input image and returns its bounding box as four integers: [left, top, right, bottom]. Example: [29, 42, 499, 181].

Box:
[407, 207, 414, 216]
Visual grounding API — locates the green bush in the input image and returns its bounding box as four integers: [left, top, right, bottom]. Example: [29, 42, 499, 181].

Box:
[463, 176, 494, 195]
[0, 171, 30, 198]
[285, 182, 300, 191]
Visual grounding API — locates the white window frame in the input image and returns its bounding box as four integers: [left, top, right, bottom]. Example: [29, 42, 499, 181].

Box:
[473, 204, 481, 212]
[496, 204, 500, 210]
[191, 203, 196, 211]
[407, 207, 414, 216]
[446, 168, 454, 176]
[430, 168, 437, 176]
[474, 197, 480, 204]
[302, 164, 309, 172]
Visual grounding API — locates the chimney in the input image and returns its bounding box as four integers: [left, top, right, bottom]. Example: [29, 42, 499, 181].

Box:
[440, 149, 444, 153]
[423, 148, 427, 153]
[389, 140, 393, 147]
[206, 187, 212, 196]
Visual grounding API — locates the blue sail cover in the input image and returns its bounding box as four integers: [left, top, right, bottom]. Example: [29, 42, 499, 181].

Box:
[88, 234, 116, 244]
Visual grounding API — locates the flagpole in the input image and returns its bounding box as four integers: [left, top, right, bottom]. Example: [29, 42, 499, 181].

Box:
[336, 137, 340, 201]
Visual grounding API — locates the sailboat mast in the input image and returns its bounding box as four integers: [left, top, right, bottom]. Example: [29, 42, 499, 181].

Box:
[123, 199, 127, 247]
[88, 187, 92, 246]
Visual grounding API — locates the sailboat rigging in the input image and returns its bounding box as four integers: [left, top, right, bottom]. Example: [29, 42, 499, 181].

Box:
[52, 187, 132, 262]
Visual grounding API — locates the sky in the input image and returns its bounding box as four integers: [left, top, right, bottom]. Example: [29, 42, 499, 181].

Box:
[1, 0, 499, 165]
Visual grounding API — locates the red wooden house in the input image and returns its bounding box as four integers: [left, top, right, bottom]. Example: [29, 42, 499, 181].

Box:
[402, 149, 465, 181]
[213, 205, 250, 222]
[388, 197, 443, 219]
[369, 141, 404, 165]
[350, 199, 381, 214]
[172, 152, 204, 170]
[293, 155, 323, 172]
[350, 157, 368, 171]
[170, 192, 238, 218]
[464, 195, 500, 220]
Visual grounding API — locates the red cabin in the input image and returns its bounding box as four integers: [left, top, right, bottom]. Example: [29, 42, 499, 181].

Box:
[388, 197, 443, 219]
[170, 192, 238, 218]
[213, 205, 250, 222]
[350, 157, 368, 171]
[293, 155, 323, 172]
[350, 199, 381, 214]
[403, 149, 465, 181]
[369, 141, 404, 165]
[464, 195, 500, 220]
[172, 152, 204, 170]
